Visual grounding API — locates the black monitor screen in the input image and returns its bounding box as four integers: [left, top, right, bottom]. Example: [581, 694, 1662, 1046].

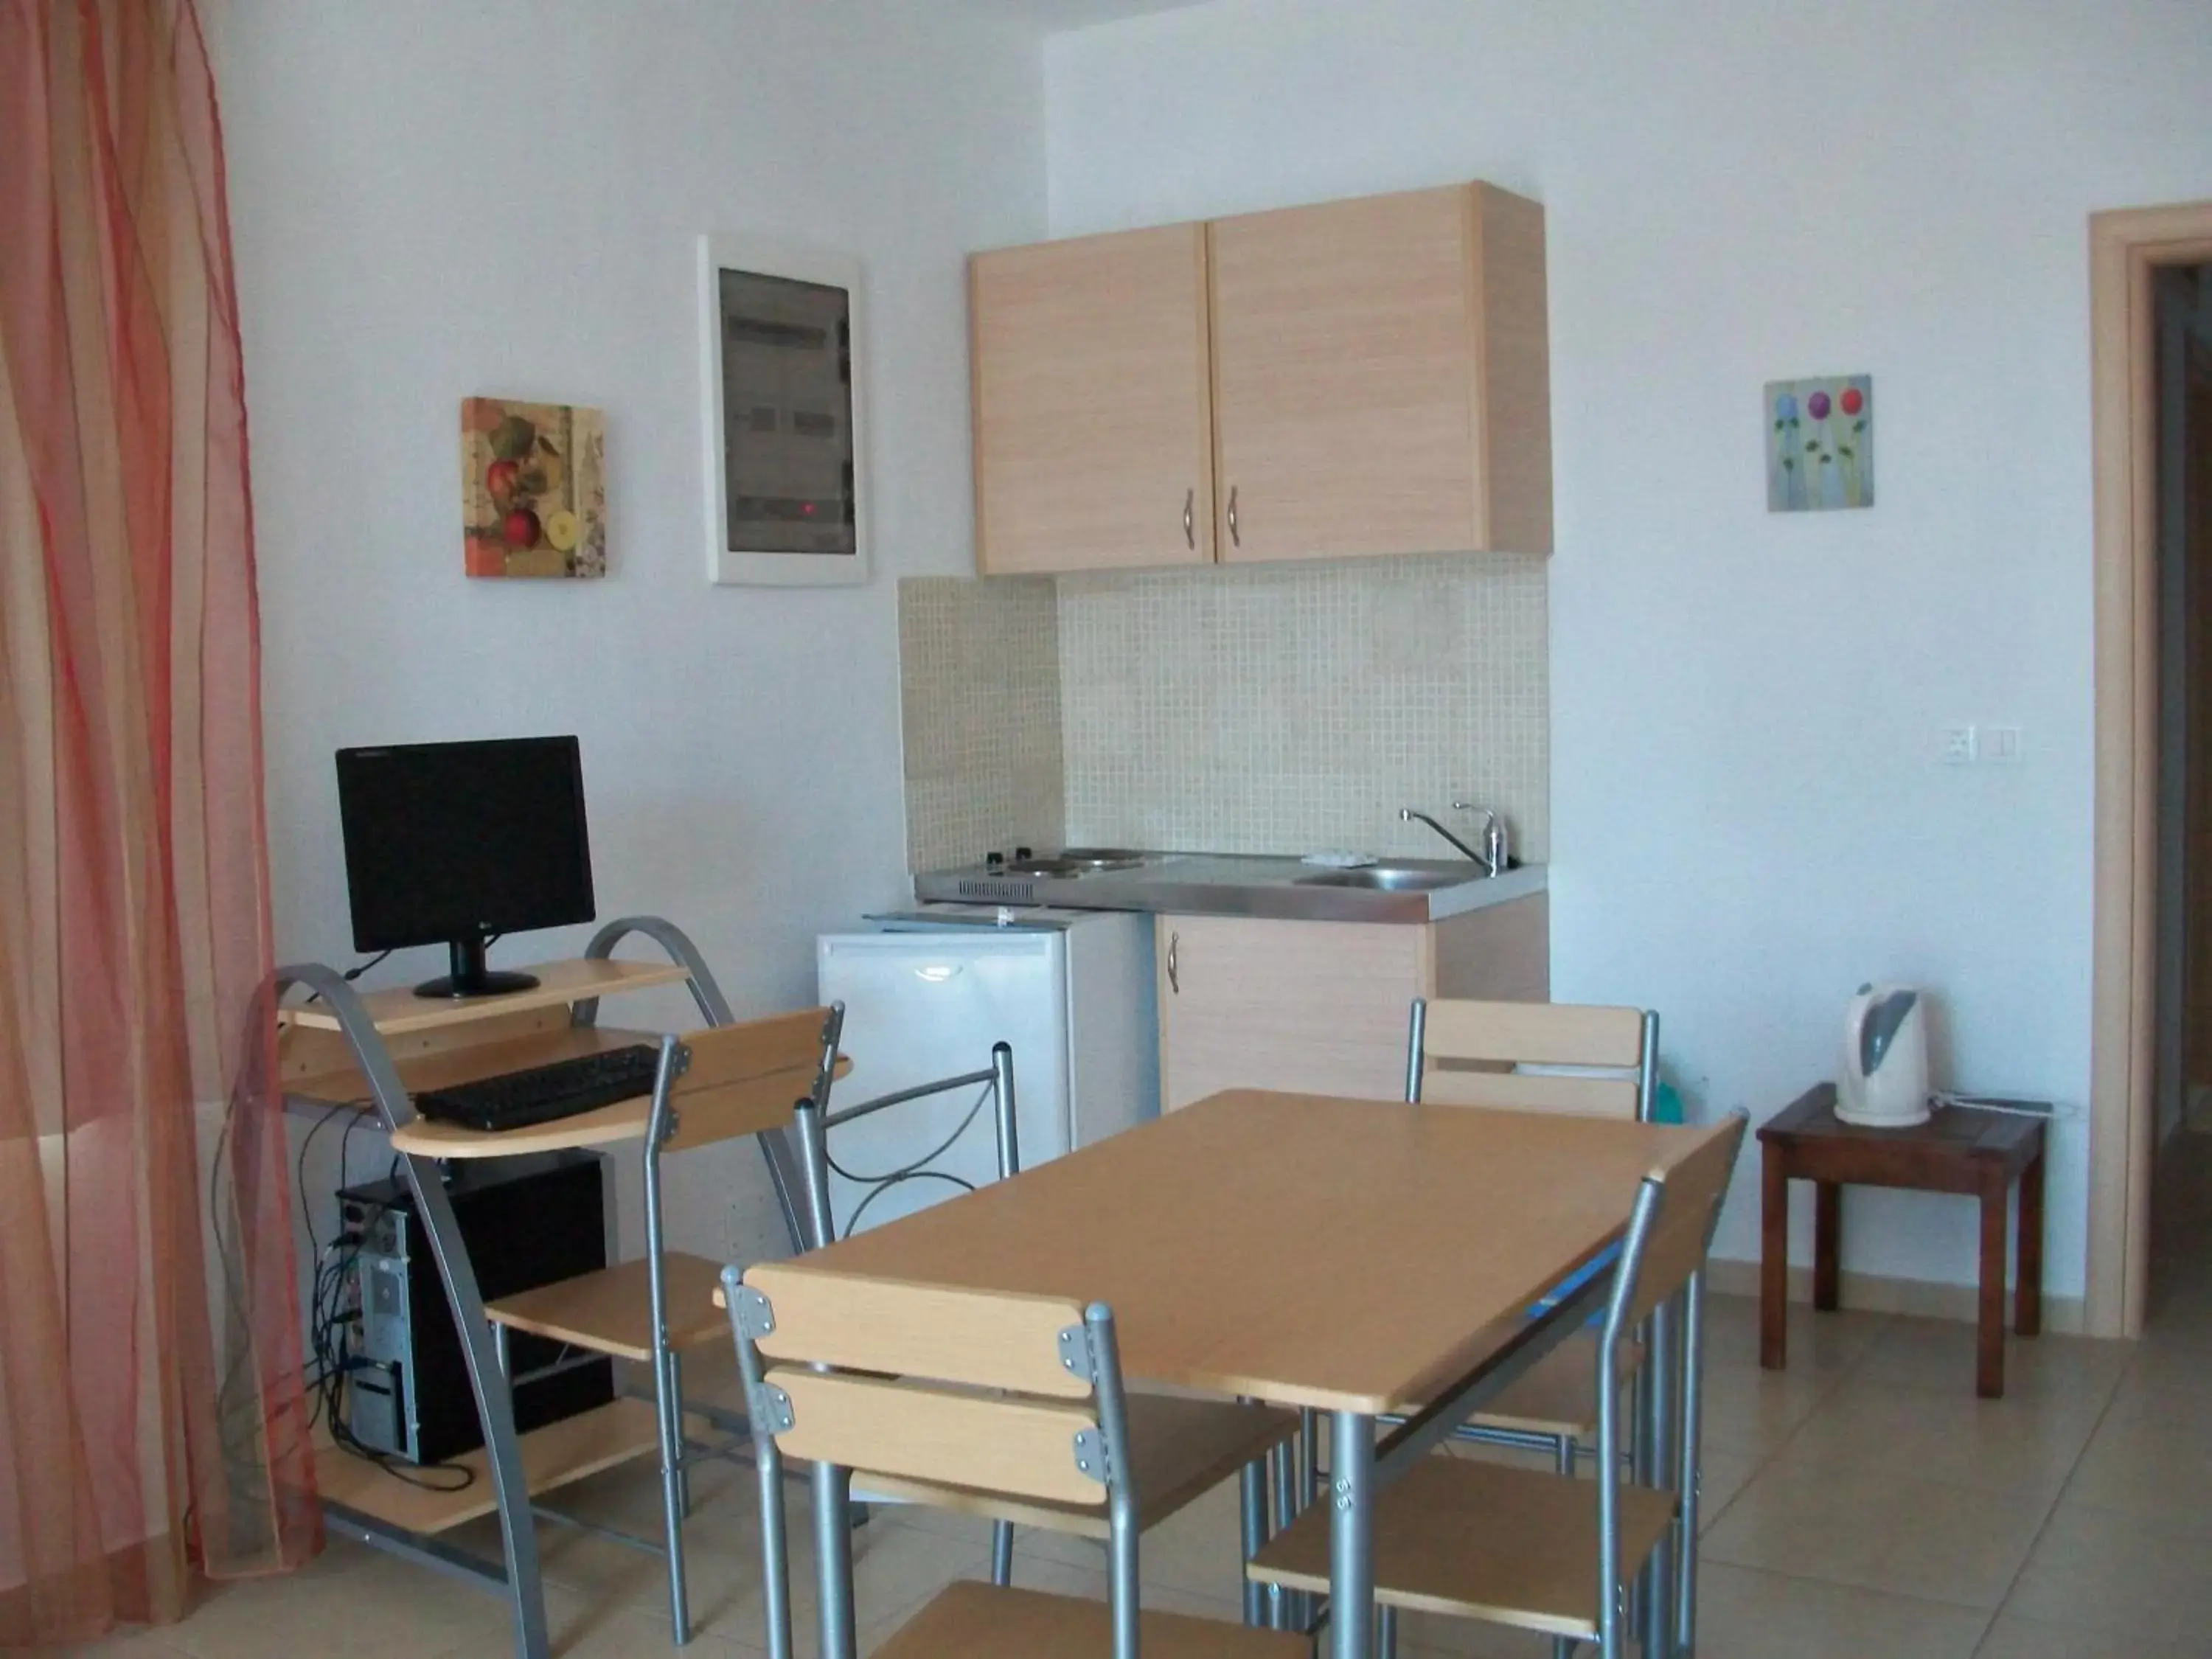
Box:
[335, 737, 595, 953]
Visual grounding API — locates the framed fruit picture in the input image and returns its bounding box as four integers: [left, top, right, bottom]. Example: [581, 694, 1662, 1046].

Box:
[461, 397, 608, 578]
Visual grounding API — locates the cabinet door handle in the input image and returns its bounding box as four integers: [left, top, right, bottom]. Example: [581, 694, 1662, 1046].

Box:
[1166, 931, 1180, 995]
[1226, 486, 1240, 548]
[1183, 489, 1195, 550]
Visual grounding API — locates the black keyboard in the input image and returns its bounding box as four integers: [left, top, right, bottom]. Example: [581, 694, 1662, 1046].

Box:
[414, 1045, 662, 1133]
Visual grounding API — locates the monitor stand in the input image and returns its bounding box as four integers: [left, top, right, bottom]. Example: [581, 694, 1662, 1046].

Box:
[414, 936, 540, 1000]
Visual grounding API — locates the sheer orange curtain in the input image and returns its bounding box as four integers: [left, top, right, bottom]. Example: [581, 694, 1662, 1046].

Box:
[0, 0, 318, 1643]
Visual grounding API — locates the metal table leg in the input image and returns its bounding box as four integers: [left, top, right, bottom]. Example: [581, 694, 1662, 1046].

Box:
[815, 1461, 858, 1659]
[1329, 1410, 1376, 1659]
[1239, 1455, 1270, 1626]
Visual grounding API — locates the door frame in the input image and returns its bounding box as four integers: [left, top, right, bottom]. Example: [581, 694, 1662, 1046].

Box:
[2088, 200, 2212, 1338]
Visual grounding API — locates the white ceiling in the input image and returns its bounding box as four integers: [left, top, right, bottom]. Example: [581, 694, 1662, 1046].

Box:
[951, 0, 1213, 32]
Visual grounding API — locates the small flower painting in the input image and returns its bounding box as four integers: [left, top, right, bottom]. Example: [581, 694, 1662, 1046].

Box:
[461, 397, 608, 577]
[1767, 375, 1873, 512]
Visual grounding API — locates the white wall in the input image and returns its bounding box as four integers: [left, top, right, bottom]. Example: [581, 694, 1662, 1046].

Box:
[1046, 0, 2212, 1297]
[215, 0, 1045, 1264]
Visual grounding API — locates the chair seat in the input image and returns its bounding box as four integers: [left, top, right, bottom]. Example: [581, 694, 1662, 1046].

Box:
[1453, 1331, 1641, 1440]
[484, 1253, 728, 1363]
[877, 1581, 1307, 1659]
[1246, 1455, 1677, 1640]
[857, 1393, 1298, 1539]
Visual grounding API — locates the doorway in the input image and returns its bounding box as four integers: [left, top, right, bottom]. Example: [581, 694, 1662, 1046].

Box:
[2151, 266, 2212, 1315]
[2088, 201, 2212, 1340]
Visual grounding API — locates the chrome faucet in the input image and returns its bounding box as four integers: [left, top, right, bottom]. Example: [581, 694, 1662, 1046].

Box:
[1401, 804, 1510, 877]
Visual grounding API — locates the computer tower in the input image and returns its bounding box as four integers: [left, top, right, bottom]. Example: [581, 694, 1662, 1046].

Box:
[341, 1151, 613, 1466]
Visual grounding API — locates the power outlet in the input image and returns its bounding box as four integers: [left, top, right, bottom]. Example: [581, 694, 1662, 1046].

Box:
[1942, 723, 1978, 765]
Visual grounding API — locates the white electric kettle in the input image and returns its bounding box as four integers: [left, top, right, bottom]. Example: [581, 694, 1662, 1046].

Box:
[1838, 983, 1930, 1128]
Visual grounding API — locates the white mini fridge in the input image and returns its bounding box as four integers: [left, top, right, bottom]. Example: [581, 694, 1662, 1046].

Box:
[815, 906, 1158, 1238]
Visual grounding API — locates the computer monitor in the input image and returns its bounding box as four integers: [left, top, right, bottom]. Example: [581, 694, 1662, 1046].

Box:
[335, 736, 596, 1000]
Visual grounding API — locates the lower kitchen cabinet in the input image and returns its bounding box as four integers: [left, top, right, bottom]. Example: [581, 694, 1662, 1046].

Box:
[1154, 895, 1549, 1113]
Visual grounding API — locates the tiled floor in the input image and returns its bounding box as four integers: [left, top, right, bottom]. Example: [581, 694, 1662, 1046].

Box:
[70, 1142, 2212, 1657]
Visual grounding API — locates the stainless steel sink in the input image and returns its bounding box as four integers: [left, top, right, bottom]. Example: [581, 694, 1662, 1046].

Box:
[1293, 865, 1478, 892]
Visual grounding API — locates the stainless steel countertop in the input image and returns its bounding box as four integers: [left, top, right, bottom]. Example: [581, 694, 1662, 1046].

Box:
[911, 852, 1547, 925]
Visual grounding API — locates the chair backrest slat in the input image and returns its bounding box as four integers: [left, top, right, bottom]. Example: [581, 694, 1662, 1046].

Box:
[1420, 1000, 1646, 1070]
[743, 1262, 1093, 1399]
[660, 1007, 838, 1152]
[1413, 998, 1652, 1121]
[763, 1367, 1105, 1506]
[1420, 1068, 1641, 1118]
[1626, 1115, 1747, 1324]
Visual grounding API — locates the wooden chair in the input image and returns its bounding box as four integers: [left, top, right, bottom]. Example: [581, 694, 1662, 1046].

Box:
[726, 1263, 1310, 1659]
[803, 1054, 1299, 1618]
[1247, 1113, 1747, 1659]
[1256, 1110, 1734, 1659]
[481, 1005, 844, 1644]
[1405, 997, 1659, 1461]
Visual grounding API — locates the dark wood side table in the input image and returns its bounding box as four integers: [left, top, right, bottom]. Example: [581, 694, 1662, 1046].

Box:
[1759, 1083, 2045, 1398]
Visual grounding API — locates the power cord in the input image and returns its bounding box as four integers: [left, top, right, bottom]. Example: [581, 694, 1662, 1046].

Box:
[299, 1113, 476, 1493]
[1930, 1091, 2073, 1121]
[299, 948, 394, 1005]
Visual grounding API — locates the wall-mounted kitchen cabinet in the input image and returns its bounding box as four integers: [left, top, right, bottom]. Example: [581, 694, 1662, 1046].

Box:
[970, 223, 1215, 574]
[970, 182, 1551, 577]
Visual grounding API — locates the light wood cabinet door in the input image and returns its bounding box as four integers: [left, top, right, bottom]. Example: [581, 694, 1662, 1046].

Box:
[1208, 182, 1551, 562]
[1155, 915, 1427, 1112]
[970, 224, 1214, 575]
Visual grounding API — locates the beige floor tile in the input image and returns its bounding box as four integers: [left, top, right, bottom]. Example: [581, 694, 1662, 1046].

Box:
[1703, 1294, 1891, 1377]
[55, 1634, 197, 1659]
[1694, 1444, 1765, 1533]
[1855, 1317, 2131, 1411]
[1975, 1612, 2212, 1659]
[1395, 1607, 1554, 1656]
[1692, 1562, 1989, 1658]
[1702, 1458, 2048, 1609]
[1698, 1357, 1838, 1455]
[1766, 1377, 2101, 1506]
[2005, 1499, 2212, 1646]
[2103, 1337, 2212, 1426]
[159, 1539, 512, 1659]
[2062, 1411, 2212, 1525]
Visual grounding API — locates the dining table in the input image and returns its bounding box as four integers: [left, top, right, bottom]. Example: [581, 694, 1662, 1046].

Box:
[788, 1086, 1729, 1659]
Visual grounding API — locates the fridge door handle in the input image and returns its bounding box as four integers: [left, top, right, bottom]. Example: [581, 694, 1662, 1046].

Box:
[1166, 931, 1179, 995]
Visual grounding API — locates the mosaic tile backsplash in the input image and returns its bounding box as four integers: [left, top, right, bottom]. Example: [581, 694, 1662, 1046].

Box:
[1058, 555, 1548, 861]
[898, 576, 1064, 872]
[898, 555, 1548, 871]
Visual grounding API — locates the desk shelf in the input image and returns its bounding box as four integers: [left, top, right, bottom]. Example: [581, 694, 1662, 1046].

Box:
[281, 957, 692, 1037]
[286, 1023, 664, 1110]
[316, 1397, 701, 1536]
[276, 917, 743, 1659]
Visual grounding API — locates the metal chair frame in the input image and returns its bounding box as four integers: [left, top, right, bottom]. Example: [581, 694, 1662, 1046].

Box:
[1398, 997, 1663, 1656]
[1365, 1112, 1742, 1659]
[728, 1276, 1149, 1659]
[490, 1004, 844, 1645]
[793, 1044, 1284, 1618]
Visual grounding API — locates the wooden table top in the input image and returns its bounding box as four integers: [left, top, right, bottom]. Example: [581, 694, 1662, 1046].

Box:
[1761, 1084, 2044, 1164]
[802, 1089, 1728, 1415]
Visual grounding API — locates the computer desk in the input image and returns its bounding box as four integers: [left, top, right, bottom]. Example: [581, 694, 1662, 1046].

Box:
[276, 917, 802, 1659]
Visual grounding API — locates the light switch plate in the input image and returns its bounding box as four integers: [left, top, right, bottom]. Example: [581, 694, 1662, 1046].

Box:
[1983, 726, 2023, 764]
